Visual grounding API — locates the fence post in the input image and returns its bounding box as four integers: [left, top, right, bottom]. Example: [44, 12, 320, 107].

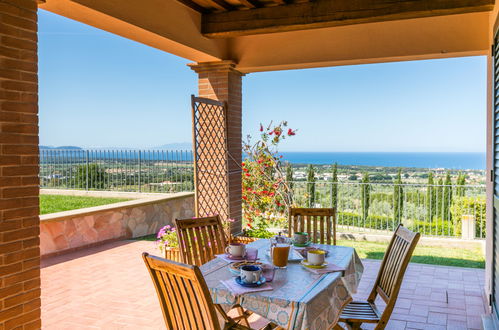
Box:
[85, 150, 89, 191]
[138, 150, 141, 193]
[461, 215, 476, 240]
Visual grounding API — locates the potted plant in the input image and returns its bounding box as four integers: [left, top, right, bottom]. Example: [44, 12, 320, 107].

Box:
[156, 225, 181, 262]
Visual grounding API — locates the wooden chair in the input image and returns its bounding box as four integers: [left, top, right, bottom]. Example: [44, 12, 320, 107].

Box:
[337, 224, 420, 330]
[288, 207, 336, 245]
[143, 253, 251, 330]
[175, 215, 227, 266]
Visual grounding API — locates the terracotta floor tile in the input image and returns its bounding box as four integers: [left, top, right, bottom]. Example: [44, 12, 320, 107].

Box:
[41, 240, 487, 330]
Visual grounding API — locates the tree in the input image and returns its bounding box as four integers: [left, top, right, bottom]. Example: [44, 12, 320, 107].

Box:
[361, 172, 370, 221]
[393, 168, 404, 223]
[442, 171, 453, 220]
[307, 164, 316, 207]
[436, 178, 444, 217]
[426, 172, 436, 220]
[456, 172, 466, 197]
[75, 164, 107, 189]
[331, 163, 338, 211]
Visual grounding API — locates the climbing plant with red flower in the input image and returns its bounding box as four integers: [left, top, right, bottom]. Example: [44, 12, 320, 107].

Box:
[242, 121, 296, 231]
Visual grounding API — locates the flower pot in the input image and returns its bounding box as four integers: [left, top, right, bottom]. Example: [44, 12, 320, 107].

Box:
[163, 247, 181, 262]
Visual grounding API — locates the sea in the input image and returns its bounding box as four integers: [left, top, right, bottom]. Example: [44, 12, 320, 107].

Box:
[40, 148, 487, 170]
[279, 152, 486, 170]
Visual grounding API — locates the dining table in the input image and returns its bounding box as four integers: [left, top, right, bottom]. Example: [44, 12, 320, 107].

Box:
[199, 239, 364, 329]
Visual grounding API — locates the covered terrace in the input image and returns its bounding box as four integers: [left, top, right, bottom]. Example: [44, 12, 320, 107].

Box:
[0, 0, 498, 328]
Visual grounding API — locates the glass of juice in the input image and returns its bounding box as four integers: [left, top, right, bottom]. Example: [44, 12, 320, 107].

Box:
[270, 236, 291, 268]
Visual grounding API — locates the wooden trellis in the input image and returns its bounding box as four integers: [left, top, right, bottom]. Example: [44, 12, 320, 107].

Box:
[191, 95, 230, 222]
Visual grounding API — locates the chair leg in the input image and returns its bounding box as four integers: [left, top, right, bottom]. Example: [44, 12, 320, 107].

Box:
[345, 321, 363, 330]
[232, 304, 251, 327]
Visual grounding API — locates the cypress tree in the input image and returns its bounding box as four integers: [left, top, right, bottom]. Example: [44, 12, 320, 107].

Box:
[361, 172, 370, 221]
[443, 171, 452, 220]
[331, 163, 338, 211]
[286, 163, 293, 189]
[426, 172, 436, 220]
[307, 164, 316, 208]
[436, 178, 444, 218]
[456, 173, 466, 197]
[393, 168, 404, 223]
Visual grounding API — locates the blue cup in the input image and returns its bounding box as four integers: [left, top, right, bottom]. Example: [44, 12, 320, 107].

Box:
[240, 265, 262, 284]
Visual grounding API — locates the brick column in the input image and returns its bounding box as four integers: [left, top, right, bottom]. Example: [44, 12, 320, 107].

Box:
[189, 61, 244, 233]
[0, 0, 41, 329]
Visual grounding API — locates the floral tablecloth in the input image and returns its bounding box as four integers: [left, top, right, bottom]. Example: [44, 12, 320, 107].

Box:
[200, 239, 364, 330]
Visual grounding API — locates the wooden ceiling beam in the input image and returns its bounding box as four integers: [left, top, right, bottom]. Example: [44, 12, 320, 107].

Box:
[202, 0, 495, 38]
[238, 0, 262, 9]
[176, 0, 208, 13]
[204, 0, 235, 11]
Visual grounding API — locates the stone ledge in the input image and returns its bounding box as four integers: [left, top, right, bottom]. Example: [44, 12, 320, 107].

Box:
[40, 192, 194, 223]
[40, 192, 195, 256]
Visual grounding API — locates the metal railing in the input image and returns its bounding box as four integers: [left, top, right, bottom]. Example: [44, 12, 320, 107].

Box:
[40, 150, 486, 238]
[40, 149, 194, 193]
[289, 181, 486, 239]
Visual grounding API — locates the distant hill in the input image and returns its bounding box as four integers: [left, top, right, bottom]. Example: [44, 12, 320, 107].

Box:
[39, 143, 192, 151]
[40, 145, 82, 150]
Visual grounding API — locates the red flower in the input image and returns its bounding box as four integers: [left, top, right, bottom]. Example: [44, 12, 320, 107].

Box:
[242, 196, 248, 200]
[260, 124, 263, 132]
[287, 129, 296, 136]
[274, 129, 281, 136]
[269, 131, 273, 135]
[245, 173, 250, 177]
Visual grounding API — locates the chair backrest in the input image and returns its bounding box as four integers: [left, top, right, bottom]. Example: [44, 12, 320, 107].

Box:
[288, 207, 336, 245]
[175, 215, 227, 266]
[368, 224, 420, 328]
[142, 253, 220, 330]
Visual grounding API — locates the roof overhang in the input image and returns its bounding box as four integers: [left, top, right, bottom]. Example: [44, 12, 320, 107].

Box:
[39, 0, 494, 73]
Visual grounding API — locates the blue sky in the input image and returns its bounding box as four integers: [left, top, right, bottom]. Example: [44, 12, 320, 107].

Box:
[39, 9, 487, 152]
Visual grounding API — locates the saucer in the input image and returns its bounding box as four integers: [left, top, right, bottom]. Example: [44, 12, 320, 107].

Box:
[293, 241, 311, 247]
[225, 253, 246, 260]
[235, 275, 267, 288]
[301, 259, 328, 269]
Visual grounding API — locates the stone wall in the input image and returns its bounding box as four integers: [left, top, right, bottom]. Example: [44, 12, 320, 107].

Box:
[40, 193, 194, 257]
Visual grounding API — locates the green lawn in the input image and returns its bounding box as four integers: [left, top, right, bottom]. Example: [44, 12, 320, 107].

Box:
[40, 194, 130, 214]
[136, 234, 485, 269]
[338, 239, 485, 269]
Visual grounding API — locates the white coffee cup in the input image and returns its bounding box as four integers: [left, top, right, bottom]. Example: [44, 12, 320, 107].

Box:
[225, 243, 246, 257]
[307, 249, 326, 266]
[240, 265, 262, 284]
